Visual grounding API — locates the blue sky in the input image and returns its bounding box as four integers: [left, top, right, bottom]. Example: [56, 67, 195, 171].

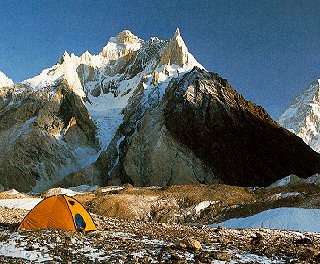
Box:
[1, 0, 320, 118]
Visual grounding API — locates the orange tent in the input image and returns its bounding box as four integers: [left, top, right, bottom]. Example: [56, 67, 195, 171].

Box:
[18, 195, 97, 231]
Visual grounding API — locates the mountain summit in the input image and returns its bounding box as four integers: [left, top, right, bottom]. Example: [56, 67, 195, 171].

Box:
[0, 30, 319, 192]
[99, 30, 144, 60]
[159, 28, 200, 68]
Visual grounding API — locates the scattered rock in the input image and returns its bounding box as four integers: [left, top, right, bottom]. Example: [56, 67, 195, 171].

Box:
[211, 251, 230, 261]
[175, 242, 187, 250]
[295, 237, 312, 245]
[251, 232, 263, 246]
[181, 238, 202, 251]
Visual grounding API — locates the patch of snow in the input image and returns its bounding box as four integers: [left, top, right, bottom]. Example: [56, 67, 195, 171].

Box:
[108, 231, 137, 238]
[0, 198, 42, 210]
[116, 135, 125, 150]
[140, 238, 167, 245]
[100, 187, 124, 193]
[280, 192, 301, 198]
[195, 201, 218, 214]
[140, 64, 196, 110]
[271, 192, 302, 200]
[210, 207, 320, 232]
[234, 252, 284, 263]
[100, 30, 143, 60]
[21, 51, 107, 98]
[0, 239, 53, 262]
[269, 173, 320, 188]
[85, 72, 143, 152]
[77, 245, 109, 262]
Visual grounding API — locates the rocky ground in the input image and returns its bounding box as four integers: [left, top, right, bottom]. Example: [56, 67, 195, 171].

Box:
[0, 212, 320, 263]
[0, 210, 320, 263]
[0, 183, 320, 263]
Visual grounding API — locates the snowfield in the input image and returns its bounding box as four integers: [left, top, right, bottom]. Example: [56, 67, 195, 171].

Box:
[210, 207, 320, 232]
[0, 198, 42, 210]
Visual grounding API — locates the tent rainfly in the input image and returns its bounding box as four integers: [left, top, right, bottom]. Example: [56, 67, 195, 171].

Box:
[17, 195, 97, 231]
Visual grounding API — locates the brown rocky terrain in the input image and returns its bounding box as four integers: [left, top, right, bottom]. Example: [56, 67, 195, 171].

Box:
[74, 183, 320, 226]
[1, 214, 320, 263]
[0, 207, 319, 263]
[0, 183, 319, 262]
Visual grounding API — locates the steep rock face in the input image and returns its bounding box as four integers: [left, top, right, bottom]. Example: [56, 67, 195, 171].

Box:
[279, 79, 320, 152]
[161, 69, 320, 186]
[0, 80, 99, 192]
[118, 104, 217, 186]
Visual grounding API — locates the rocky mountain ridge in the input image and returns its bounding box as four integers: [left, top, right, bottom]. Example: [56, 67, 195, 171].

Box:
[0, 29, 320, 192]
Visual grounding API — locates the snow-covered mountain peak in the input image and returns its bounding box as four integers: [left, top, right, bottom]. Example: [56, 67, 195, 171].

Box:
[20, 49, 108, 98]
[115, 29, 141, 44]
[99, 30, 143, 60]
[0, 71, 13, 88]
[59, 50, 71, 64]
[279, 78, 320, 152]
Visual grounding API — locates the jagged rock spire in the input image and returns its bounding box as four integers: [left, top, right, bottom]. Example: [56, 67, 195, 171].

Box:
[58, 50, 70, 64]
[174, 28, 180, 38]
[158, 28, 201, 68]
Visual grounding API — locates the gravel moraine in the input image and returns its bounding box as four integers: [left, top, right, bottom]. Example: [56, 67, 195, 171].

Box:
[0, 207, 319, 263]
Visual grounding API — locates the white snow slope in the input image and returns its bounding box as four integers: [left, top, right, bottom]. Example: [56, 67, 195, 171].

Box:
[210, 207, 320, 232]
[279, 79, 320, 152]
